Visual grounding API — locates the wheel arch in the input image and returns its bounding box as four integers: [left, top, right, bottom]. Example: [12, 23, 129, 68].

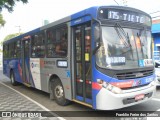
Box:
[48, 73, 71, 105]
[48, 74, 62, 92]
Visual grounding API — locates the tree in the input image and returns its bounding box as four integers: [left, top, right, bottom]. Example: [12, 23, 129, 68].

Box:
[0, 0, 28, 26]
[3, 33, 22, 41]
[0, 14, 5, 26]
[0, 0, 28, 12]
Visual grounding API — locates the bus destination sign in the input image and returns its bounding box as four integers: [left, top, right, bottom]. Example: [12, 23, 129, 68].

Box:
[99, 8, 151, 26]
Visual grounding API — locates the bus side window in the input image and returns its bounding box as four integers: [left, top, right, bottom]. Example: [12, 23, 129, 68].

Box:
[15, 40, 21, 58]
[55, 27, 68, 57]
[3, 45, 6, 59]
[47, 29, 56, 57]
[9, 43, 15, 58]
[31, 32, 45, 58]
[47, 25, 68, 58]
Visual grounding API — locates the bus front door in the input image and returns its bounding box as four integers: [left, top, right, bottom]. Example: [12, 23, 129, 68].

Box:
[22, 39, 31, 86]
[73, 24, 92, 105]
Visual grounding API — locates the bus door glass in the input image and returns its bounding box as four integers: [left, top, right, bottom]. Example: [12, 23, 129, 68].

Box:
[22, 38, 31, 85]
[74, 23, 92, 104]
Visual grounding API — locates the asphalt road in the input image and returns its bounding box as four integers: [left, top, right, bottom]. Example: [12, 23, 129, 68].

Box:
[1, 69, 160, 120]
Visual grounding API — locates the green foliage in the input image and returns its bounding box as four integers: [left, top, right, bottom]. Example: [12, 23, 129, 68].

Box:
[0, 0, 28, 12]
[0, 13, 5, 26]
[0, 42, 2, 48]
[0, 0, 28, 26]
[3, 33, 23, 41]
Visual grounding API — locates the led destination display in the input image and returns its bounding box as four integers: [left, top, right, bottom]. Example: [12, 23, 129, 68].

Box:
[99, 8, 151, 26]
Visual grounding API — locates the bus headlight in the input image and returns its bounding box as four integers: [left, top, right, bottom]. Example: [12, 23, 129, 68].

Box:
[150, 80, 155, 86]
[111, 86, 122, 94]
[97, 79, 122, 94]
[157, 74, 160, 77]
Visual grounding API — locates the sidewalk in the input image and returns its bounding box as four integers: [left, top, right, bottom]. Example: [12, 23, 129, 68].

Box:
[0, 70, 62, 120]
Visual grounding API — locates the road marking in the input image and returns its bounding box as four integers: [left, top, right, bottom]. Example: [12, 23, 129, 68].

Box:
[151, 98, 160, 111]
[0, 82, 66, 120]
[152, 98, 160, 102]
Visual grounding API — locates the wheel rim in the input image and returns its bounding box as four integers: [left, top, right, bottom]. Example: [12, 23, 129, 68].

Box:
[55, 85, 63, 98]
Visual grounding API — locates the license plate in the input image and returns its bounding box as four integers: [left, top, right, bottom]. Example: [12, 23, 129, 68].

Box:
[135, 94, 145, 101]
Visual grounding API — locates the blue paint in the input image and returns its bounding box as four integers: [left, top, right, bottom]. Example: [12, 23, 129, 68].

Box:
[138, 60, 144, 67]
[152, 23, 160, 33]
[76, 96, 83, 101]
[76, 96, 92, 104]
[153, 34, 160, 51]
[85, 98, 92, 104]
[66, 70, 71, 77]
[3, 59, 23, 83]
[152, 23, 160, 53]
[71, 6, 98, 26]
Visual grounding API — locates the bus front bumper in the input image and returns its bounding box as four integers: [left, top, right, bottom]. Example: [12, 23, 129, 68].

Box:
[96, 81, 156, 110]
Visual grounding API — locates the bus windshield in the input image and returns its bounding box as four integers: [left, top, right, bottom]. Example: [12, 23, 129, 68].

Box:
[96, 26, 153, 70]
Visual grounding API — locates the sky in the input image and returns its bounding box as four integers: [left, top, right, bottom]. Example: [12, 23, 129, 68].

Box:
[0, 0, 160, 42]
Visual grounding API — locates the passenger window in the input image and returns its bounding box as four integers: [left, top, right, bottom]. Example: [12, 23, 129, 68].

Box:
[3, 45, 9, 59]
[31, 32, 45, 58]
[47, 25, 68, 57]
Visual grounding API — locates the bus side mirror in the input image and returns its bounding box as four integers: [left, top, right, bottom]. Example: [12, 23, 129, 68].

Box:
[93, 24, 101, 55]
[94, 25, 100, 42]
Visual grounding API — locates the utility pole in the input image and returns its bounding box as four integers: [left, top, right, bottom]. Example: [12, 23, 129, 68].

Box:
[15, 26, 21, 35]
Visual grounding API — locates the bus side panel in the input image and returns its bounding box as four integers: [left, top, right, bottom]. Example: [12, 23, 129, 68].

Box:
[13, 59, 23, 83]
[40, 22, 72, 100]
[3, 59, 9, 76]
[30, 58, 41, 90]
[29, 57, 73, 101]
[3, 59, 23, 83]
[71, 7, 98, 26]
[91, 57, 113, 109]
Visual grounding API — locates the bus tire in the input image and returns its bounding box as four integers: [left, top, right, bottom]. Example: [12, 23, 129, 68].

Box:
[49, 80, 55, 100]
[53, 79, 70, 106]
[10, 70, 18, 86]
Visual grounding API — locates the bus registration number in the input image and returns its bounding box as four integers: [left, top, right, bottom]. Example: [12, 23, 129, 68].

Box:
[135, 94, 145, 101]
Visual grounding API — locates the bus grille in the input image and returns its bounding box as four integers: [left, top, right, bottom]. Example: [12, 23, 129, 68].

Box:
[116, 69, 154, 80]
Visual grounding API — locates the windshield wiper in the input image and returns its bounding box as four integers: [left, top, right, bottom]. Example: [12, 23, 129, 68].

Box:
[114, 23, 130, 47]
[137, 33, 144, 58]
[114, 23, 134, 58]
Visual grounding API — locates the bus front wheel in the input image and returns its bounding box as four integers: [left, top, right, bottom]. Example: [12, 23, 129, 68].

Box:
[10, 70, 18, 86]
[52, 79, 70, 106]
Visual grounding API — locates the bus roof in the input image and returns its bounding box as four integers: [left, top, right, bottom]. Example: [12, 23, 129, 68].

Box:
[3, 5, 150, 45]
[3, 28, 40, 44]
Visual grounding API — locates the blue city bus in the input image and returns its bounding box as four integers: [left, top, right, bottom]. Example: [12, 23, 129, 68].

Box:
[3, 6, 156, 110]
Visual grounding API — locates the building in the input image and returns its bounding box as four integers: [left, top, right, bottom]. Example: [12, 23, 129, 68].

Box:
[152, 19, 160, 61]
[152, 19, 160, 50]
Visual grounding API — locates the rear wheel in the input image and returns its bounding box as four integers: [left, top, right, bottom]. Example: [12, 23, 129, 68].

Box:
[51, 79, 70, 106]
[10, 71, 18, 86]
